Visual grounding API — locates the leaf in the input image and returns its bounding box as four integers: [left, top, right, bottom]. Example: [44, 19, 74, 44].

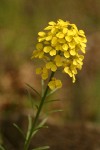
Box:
[38, 117, 48, 127]
[25, 115, 33, 143]
[32, 146, 50, 150]
[47, 88, 58, 97]
[44, 99, 60, 104]
[33, 125, 48, 132]
[32, 117, 48, 137]
[0, 145, 6, 150]
[47, 109, 63, 115]
[25, 83, 41, 98]
[13, 123, 25, 139]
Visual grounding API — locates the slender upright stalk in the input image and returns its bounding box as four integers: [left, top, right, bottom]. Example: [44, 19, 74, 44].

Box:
[24, 72, 55, 150]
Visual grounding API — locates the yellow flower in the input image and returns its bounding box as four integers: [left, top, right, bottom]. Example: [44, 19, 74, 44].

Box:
[32, 19, 87, 89]
[64, 51, 70, 58]
[64, 67, 73, 77]
[36, 68, 42, 74]
[32, 50, 44, 59]
[56, 32, 65, 38]
[43, 46, 52, 53]
[48, 78, 62, 90]
[36, 43, 43, 50]
[38, 32, 46, 37]
[36, 67, 48, 80]
[54, 55, 63, 67]
[46, 62, 57, 72]
[43, 46, 56, 56]
[70, 49, 76, 56]
[51, 37, 58, 45]
[62, 44, 68, 51]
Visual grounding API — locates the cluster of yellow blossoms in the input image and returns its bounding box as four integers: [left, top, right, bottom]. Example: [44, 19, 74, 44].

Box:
[32, 19, 87, 90]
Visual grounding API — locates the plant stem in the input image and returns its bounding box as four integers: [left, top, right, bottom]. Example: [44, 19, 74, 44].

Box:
[24, 72, 55, 150]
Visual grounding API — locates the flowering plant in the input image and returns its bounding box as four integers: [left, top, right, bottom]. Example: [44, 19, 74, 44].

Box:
[0, 19, 87, 150]
[32, 19, 87, 89]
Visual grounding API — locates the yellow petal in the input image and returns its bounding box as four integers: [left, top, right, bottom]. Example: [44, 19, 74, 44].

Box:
[70, 65, 77, 74]
[42, 73, 48, 80]
[70, 49, 76, 56]
[38, 37, 45, 42]
[54, 55, 62, 66]
[46, 62, 52, 69]
[51, 37, 58, 45]
[67, 30, 75, 36]
[50, 50, 56, 56]
[55, 44, 62, 50]
[62, 44, 68, 50]
[73, 59, 77, 65]
[71, 24, 78, 31]
[36, 43, 43, 50]
[72, 74, 76, 83]
[73, 37, 80, 43]
[55, 80, 62, 88]
[58, 38, 66, 43]
[78, 55, 84, 61]
[65, 36, 72, 42]
[46, 35, 52, 41]
[51, 28, 58, 34]
[43, 67, 48, 73]
[43, 46, 52, 53]
[64, 51, 70, 58]
[49, 21, 56, 25]
[36, 68, 42, 74]
[64, 67, 72, 77]
[69, 42, 75, 49]
[51, 64, 57, 72]
[44, 26, 52, 30]
[57, 19, 68, 26]
[63, 28, 68, 34]
[39, 51, 44, 58]
[48, 81, 55, 90]
[80, 47, 86, 53]
[38, 32, 46, 37]
[76, 59, 83, 65]
[56, 32, 64, 38]
[78, 30, 85, 37]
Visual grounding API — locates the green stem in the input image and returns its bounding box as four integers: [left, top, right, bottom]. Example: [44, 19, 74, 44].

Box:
[24, 72, 55, 150]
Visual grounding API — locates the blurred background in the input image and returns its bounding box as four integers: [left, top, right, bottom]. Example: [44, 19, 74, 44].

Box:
[0, 0, 100, 149]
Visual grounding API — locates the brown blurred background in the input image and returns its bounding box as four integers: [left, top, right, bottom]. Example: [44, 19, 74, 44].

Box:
[0, 0, 100, 149]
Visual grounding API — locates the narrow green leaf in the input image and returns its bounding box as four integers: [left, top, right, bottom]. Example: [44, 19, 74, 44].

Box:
[32, 117, 48, 137]
[38, 117, 48, 127]
[32, 146, 50, 150]
[47, 109, 63, 115]
[32, 125, 48, 133]
[44, 99, 60, 104]
[47, 88, 58, 97]
[25, 83, 41, 98]
[13, 123, 25, 139]
[26, 115, 33, 141]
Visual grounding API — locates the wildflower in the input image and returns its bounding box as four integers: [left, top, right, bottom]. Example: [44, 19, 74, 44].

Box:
[32, 19, 87, 90]
[36, 67, 49, 80]
[48, 78, 62, 90]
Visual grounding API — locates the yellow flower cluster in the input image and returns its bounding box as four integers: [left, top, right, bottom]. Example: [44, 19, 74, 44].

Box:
[32, 19, 87, 90]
